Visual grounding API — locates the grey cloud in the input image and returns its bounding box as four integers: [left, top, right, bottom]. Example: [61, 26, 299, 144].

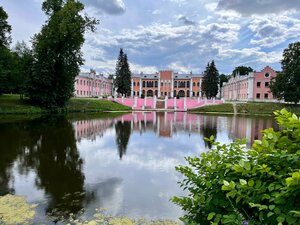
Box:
[217, 0, 300, 16]
[83, 0, 126, 15]
[178, 15, 196, 25]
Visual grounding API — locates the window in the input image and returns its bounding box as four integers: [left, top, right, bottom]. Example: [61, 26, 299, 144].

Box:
[264, 93, 268, 99]
[165, 92, 167, 96]
[161, 82, 163, 87]
[143, 81, 146, 87]
[193, 82, 196, 86]
[257, 82, 261, 87]
[256, 93, 260, 99]
[133, 82, 136, 86]
[265, 73, 270, 78]
[155, 81, 158, 87]
[137, 91, 139, 96]
[265, 82, 269, 87]
[197, 82, 200, 87]
[137, 82, 139, 86]
[187, 81, 190, 87]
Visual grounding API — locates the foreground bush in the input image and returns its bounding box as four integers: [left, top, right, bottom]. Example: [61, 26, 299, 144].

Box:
[172, 109, 300, 225]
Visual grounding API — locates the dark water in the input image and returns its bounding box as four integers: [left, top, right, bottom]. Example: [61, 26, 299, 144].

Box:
[0, 112, 277, 224]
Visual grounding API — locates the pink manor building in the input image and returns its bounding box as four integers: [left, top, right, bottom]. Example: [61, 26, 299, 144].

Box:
[74, 72, 113, 97]
[222, 66, 277, 101]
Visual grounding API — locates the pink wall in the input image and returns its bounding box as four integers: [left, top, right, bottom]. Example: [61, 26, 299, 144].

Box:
[75, 74, 112, 97]
[253, 66, 276, 101]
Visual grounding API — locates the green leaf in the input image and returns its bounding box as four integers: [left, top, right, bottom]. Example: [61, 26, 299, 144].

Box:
[248, 180, 254, 187]
[277, 215, 285, 223]
[269, 205, 275, 210]
[239, 179, 247, 186]
[207, 212, 216, 220]
[223, 180, 230, 186]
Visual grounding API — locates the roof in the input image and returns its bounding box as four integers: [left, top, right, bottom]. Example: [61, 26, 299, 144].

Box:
[77, 72, 111, 82]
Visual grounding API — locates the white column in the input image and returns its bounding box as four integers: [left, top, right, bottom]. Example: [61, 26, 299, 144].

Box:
[190, 79, 192, 97]
[134, 96, 138, 109]
[184, 97, 187, 110]
[171, 72, 174, 98]
[153, 95, 156, 109]
[139, 78, 142, 97]
[165, 96, 168, 109]
[144, 96, 147, 110]
[174, 97, 177, 110]
[122, 96, 124, 102]
[158, 78, 161, 98]
[131, 79, 134, 96]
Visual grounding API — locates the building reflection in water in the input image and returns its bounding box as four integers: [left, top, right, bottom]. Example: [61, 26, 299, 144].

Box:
[72, 112, 278, 148]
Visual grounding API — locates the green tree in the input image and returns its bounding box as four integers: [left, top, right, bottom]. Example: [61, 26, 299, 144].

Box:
[172, 109, 300, 225]
[11, 41, 34, 99]
[270, 42, 300, 104]
[201, 60, 219, 99]
[0, 6, 12, 94]
[29, 0, 98, 108]
[0, 6, 11, 48]
[219, 74, 229, 88]
[232, 66, 253, 77]
[115, 48, 131, 97]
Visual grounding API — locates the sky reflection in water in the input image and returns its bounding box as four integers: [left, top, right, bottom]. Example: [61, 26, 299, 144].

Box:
[0, 112, 277, 223]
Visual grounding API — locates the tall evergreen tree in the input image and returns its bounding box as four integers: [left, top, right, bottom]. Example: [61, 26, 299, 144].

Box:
[115, 48, 131, 96]
[0, 6, 12, 94]
[201, 60, 219, 99]
[270, 41, 300, 104]
[29, 0, 98, 108]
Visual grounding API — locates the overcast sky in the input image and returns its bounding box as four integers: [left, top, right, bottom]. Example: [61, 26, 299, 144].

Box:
[2, 0, 300, 74]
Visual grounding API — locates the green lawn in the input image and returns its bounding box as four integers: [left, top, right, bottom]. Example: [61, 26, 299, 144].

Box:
[0, 94, 130, 114]
[66, 98, 131, 112]
[0, 94, 43, 114]
[190, 103, 234, 113]
[190, 102, 300, 115]
[236, 102, 300, 115]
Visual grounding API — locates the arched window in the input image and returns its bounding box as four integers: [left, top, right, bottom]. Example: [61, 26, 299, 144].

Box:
[133, 82, 136, 86]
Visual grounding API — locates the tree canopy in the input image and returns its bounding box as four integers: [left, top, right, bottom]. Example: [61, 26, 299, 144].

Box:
[270, 41, 300, 104]
[201, 60, 219, 99]
[28, 0, 98, 108]
[0, 7, 13, 95]
[232, 66, 253, 77]
[219, 74, 229, 88]
[0, 6, 11, 48]
[115, 48, 131, 96]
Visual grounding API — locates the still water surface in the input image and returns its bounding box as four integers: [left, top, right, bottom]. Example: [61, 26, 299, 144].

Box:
[0, 112, 277, 224]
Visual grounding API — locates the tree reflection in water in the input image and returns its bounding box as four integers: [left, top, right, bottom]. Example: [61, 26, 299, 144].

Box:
[0, 117, 86, 222]
[200, 116, 217, 149]
[114, 121, 132, 160]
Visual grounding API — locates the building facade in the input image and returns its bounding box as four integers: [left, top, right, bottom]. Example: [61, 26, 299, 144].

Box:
[131, 70, 203, 98]
[222, 66, 277, 101]
[74, 72, 113, 97]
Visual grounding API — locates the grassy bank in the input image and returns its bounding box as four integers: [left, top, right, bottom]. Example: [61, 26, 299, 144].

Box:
[191, 102, 300, 115]
[0, 94, 131, 114]
[190, 103, 234, 113]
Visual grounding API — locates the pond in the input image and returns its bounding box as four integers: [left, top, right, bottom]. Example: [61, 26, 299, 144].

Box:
[0, 112, 277, 224]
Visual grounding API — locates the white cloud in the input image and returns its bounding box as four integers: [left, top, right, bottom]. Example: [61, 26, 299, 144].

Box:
[248, 14, 300, 47]
[82, 0, 126, 14]
[217, 0, 300, 16]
